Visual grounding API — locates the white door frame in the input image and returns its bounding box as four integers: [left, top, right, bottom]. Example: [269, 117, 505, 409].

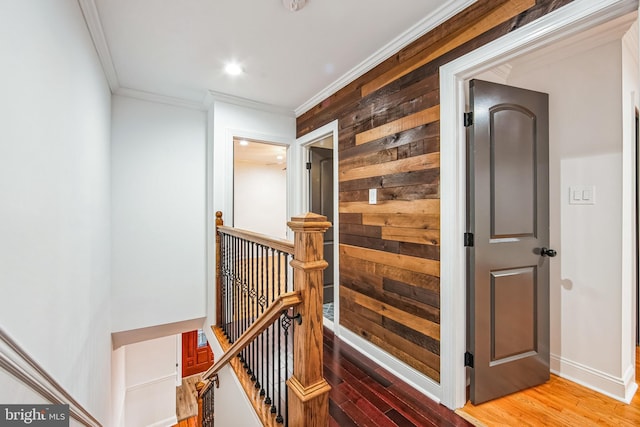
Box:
[294, 120, 340, 329]
[439, 0, 638, 409]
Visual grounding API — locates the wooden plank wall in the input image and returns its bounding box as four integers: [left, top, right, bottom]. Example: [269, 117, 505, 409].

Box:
[296, 0, 573, 383]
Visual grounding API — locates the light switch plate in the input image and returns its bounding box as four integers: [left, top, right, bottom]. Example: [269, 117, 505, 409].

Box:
[369, 188, 377, 205]
[569, 185, 595, 205]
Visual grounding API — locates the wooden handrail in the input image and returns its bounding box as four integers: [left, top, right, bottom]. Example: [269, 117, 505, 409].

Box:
[217, 224, 294, 254]
[202, 291, 302, 381]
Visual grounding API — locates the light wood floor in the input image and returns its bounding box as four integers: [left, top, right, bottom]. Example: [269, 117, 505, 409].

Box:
[458, 347, 640, 426]
[176, 374, 201, 422]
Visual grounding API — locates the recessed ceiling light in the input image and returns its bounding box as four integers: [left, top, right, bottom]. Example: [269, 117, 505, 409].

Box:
[283, 0, 307, 11]
[225, 62, 243, 76]
[239, 140, 249, 146]
[276, 155, 284, 160]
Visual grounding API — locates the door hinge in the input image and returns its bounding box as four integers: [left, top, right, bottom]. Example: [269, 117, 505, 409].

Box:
[464, 232, 474, 247]
[306, 162, 311, 170]
[464, 351, 474, 368]
[464, 112, 473, 127]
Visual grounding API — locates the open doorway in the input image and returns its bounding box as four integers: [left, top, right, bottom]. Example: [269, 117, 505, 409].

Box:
[440, 2, 639, 411]
[307, 137, 335, 321]
[465, 11, 637, 407]
[295, 120, 339, 328]
[233, 137, 288, 238]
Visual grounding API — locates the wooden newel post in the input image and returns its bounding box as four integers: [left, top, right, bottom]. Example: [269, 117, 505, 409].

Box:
[215, 211, 223, 326]
[286, 212, 331, 427]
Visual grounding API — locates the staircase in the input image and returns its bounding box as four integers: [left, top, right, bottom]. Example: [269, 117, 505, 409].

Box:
[196, 212, 331, 427]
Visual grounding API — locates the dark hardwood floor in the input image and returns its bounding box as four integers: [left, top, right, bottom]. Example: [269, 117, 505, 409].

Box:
[177, 327, 474, 426]
[323, 327, 474, 427]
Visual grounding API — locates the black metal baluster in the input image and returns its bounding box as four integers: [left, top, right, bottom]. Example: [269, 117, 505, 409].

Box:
[220, 233, 225, 334]
[231, 235, 236, 336]
[219, 232, 225, 334]
[223, 233, 230, 337]
[244, 241, 255, 370]
[242, 238, 249, 362]
[277, 313, 291, 424]
[273, 313, 281, 418]
[233, 235, 238, 342]
[258, 248, 269, 395]
[236, 235, 242, 342]
[228, 233, 233, 339]
[286, 313, 295, 427]
[263, 251, 272, 405]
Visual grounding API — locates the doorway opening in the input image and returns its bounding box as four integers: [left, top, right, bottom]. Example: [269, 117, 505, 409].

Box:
[440, 1, 638, 410]
[233, 137, 288, 238]
[295, 120, 339, 328]
[307, 137, 335, 321]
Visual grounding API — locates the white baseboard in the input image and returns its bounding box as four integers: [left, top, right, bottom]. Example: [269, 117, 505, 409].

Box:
[147, 415, 178, 427]
[550, 354, 637, 403]
[126, 373, 177, 393]
[336, 326, 441, 403]
[0, 328, 102, 426]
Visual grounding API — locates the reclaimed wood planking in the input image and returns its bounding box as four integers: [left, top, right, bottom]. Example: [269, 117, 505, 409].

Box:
[360, 0, 535, 97]
[339, 199, 439, 215]
[339, 152, 439, 182]
[355, 106, 440, 146]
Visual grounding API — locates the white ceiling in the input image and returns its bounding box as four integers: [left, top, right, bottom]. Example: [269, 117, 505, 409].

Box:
[89, 0, 473, 113]
[234, 138, 287, 165]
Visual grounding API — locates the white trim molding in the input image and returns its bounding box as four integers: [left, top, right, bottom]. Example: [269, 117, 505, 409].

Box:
[0, 328, 102, 426]
[115, 87, 208, 111]
[77, 0, 119, 92]
[439, 0, 639, 410]
[551, 354, 639, 404]
[125, 373, 177, 394]
[294, 0, 477, 117]
[294, 120, 340, 325]
[148, 416, 178, 427]
[337, 327, 441, 403]
[205, 90, 295, 117]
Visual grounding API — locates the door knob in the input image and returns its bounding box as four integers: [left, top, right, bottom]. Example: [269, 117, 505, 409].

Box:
[541, 247, 557, 257]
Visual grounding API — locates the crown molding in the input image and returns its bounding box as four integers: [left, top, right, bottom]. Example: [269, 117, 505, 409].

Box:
[115, 87, 208, 111]
[294, 0, 477, 117]
[205, 90, 296, 117]
[77, 0, 120, 92]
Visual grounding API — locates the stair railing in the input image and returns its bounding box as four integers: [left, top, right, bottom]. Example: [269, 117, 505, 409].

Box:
[199, 211, 331, 427]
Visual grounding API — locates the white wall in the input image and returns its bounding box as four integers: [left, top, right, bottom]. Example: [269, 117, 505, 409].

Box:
[234, 162, 288, 238]
[0, 0, 112, 423]
[208, 331, 262, 427]
[504, 26, 637, 400]
[111, 95, 207, 333]
[123, 335, 177, 427]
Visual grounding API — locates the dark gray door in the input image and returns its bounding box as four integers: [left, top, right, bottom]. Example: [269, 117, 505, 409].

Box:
[309, 147, 334, 305]
[467, 79, 554, 404]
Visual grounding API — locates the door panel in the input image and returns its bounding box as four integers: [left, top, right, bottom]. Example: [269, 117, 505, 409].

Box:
[309, 147, 334, 304]
[491, 106, 537, 238]
[492, 267, 536, 361]
[468, 79, 551, 404]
